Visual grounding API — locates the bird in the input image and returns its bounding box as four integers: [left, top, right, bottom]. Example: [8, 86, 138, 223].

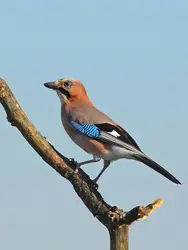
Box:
[44, 78, 181, 185]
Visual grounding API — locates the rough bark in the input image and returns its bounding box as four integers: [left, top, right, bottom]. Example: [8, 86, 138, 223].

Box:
[0, 78, 163, 250]
[109, 225, 128, 250]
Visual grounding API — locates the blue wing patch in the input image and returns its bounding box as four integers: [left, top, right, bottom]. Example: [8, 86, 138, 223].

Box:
[70, 121, 100, 138]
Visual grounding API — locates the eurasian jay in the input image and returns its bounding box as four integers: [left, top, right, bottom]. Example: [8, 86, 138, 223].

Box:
[44, 78, 181, 184]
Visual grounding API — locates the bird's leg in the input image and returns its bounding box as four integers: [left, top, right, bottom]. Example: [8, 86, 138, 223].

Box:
[74, 156, 101, 173]
[92, 160, 110, 183]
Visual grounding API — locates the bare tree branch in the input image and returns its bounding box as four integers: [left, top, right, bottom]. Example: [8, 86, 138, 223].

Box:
[0, 78, 163, 249]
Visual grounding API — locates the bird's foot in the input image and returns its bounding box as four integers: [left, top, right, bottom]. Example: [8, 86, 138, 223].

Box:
[90, 178, 99, 190]
[69, 157, 77, 164]
[68, 158, 80, 173]
[74, 162, 82, 174]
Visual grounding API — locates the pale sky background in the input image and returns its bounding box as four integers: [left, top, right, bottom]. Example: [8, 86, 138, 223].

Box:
[0, 1, 187, 249]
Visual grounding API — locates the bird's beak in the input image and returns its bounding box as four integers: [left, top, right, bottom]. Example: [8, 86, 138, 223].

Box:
[44, 82, 59, 90]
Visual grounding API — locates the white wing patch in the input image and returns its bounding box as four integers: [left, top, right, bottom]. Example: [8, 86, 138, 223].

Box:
[108, 130, 120, 138]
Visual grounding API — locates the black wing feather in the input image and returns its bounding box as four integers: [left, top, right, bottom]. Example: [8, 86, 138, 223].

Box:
[95, 123, 141, 151]
[134, 154, 181, 184]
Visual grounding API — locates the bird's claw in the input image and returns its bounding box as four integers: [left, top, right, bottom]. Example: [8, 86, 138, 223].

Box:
[68, 158, 80, 173]
[69, 158, 77, 163]
[89, 178, 99, 190]
[91, 182, 99, 190]
[74, 162, 82, 174]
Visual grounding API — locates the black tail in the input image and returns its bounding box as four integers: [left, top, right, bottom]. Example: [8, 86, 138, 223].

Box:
[134, 154, 181, 184]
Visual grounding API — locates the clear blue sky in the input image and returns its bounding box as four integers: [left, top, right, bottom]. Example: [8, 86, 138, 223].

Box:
[0, 1, 187, 249]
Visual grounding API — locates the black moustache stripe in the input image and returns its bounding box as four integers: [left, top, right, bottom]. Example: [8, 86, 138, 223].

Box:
[59, 87, 71, 98]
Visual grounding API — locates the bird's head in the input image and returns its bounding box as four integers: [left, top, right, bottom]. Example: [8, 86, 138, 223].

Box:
[44, 78, 87, 104]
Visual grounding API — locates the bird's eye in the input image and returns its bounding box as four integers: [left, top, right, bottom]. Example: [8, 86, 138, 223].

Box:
[63, 81, 72, 88]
